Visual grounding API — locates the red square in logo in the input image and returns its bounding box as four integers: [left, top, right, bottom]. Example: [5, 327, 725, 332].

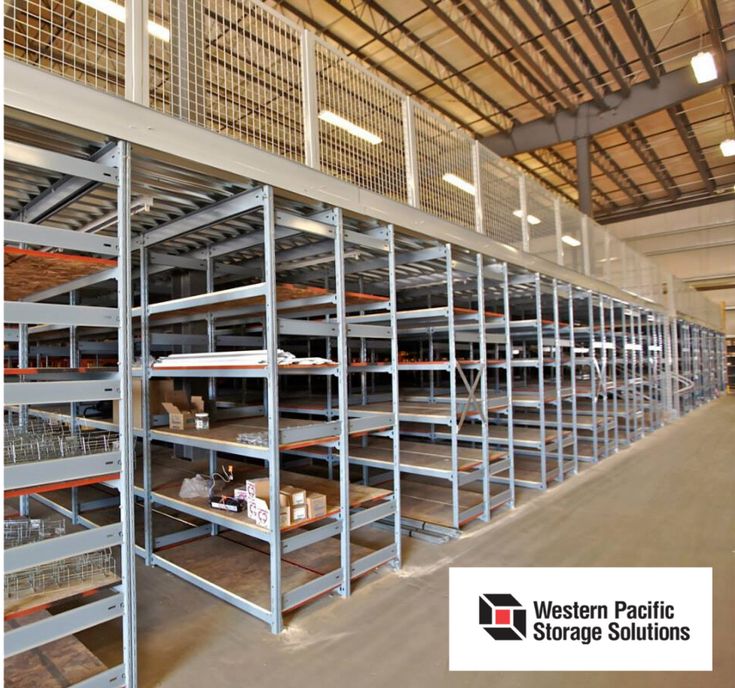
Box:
[495, 609, 511, 625]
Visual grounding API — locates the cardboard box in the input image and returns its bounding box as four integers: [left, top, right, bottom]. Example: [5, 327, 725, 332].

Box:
[280, 485, 306, 506]
[113, 378, 174, 428]
[291, 503, 308, 522]
[305, 492, 327, 519]
[245, 477, 270, 500]
[251, 496, 291, 528]
[161, 391, 205, 430]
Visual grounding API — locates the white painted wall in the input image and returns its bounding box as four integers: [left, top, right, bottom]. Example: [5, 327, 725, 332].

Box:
[606, 200, 735, 334]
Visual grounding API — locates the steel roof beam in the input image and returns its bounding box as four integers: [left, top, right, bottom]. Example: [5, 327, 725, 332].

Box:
[700, 0, 735, 126]
[561, 0, 630, 96]
[482, 50, 735, 156]
[611, 0, 659, 85]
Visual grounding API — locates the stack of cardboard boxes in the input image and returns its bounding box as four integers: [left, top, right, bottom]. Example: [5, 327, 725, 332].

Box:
[233, 478, 327, 529]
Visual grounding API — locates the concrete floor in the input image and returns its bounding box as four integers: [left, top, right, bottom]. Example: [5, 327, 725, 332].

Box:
[129, 396, 734, 687]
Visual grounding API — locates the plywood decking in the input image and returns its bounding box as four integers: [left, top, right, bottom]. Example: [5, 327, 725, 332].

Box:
[4, 611, 108, 688]
[4, 247, 115, 301]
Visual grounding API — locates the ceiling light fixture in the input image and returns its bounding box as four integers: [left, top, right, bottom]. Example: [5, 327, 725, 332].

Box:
[79, 0, 170, 41]
[442, 173, 476, 195]
[318, 111, 382, 145]
[512, 209, 541, 225]
[562, 235, 581, 247]
[720, 139, 735, 156]
[690, 51, 717, 84]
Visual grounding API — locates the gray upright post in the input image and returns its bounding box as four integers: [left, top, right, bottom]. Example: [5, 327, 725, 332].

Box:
[446, 245, 460, 528]
[140, 246, 153, 566]
[476, 255, 490, 519]
[502, 264, 515, 506]
[387, 226, 401, 564]
[334, 208, 351, 596]
[116, 140, 138, 687]
[262, 186, 282, 633]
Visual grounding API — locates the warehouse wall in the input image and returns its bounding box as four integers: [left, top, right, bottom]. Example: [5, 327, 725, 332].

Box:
[606, 200, 735, 334]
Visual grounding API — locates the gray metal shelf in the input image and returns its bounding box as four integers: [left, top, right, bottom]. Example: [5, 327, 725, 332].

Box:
[3, 140, 137, 687]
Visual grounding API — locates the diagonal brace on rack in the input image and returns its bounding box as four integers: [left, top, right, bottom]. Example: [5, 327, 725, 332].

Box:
[455, 363, 484, 431]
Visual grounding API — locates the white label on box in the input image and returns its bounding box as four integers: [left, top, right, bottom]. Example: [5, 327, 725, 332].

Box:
[449, 567, 712, 671]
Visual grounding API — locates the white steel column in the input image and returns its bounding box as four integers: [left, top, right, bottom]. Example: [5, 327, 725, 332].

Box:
[301, 30, 320, 170]
[125, 0, 150, 106]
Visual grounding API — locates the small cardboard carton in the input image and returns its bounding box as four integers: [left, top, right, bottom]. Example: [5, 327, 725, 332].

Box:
[245, 477, 270, 500]
[280, 485, 306, 507]
[305, 492, 327, 519]
[161, 391, 205, 430]
[291, 503, 308, 522]
[251, 496, 291, 529]
[113, 378, 174, 428]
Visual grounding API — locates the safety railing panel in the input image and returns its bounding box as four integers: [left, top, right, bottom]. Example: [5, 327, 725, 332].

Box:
[2, 0, 723, 331]
[5, 0, 126, 96]
[477, 148, 523, 248]
[147, 0, 304, 162]
[314, 38, 407, 204]
[413, 104, 475, 230]
[525, 176, 557, 263]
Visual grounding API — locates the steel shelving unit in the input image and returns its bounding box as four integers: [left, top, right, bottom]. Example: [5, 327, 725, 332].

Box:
[2, 0, 727, 645]
[3, 140, 137, 687]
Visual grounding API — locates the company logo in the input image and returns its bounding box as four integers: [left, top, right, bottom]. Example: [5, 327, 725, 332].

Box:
[479, 593, 526, 640]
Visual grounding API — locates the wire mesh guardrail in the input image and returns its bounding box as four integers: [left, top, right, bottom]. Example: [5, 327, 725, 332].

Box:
[5, 549, 117, 601]
[2, 0, 722, 331]
[4, 0, 125, 96]
[315, 38, 407, 203]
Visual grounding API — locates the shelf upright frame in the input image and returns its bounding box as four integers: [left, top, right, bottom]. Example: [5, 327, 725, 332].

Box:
[599, 293, 609, 458]
[387, 225, 402, 563]
[262, 185, 283, 633]
[333, 206, 352, 597]
[477, 254, 491, 520]
[116, 140, 138, 686]
[551, 278, 564, 481]
[608, 297, 620, 453]
[534, 273, 547, 486]
[140, 244, 154, 565]
[445, 244, 461, 528]
[502, 263, 516, 507]
[587, 290, 598, 462]
[567, 286, 579, 474]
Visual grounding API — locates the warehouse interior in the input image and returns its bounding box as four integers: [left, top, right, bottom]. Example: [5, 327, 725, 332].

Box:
[2, 1, 734, 687]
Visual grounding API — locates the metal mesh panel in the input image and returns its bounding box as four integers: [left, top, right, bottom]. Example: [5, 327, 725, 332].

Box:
[605, 234, 626, 289]
[149, 0, 173, 114]
[149, 0, 304, 162]
[413, 105, 475, 230]
[588, 220, 608, 281]
[524, 177, 556, 261]
[477, 148, 522, 247]
[558, 203, 584, 273]
[4, 0, 125, 96]
[314, 40, 407, 203]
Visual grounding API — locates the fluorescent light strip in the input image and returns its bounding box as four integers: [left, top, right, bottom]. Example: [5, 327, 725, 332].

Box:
[79, 0, 170, 42]
[690, 51, 717, 84]
[720, 139, 735, 157]
[442, 173, 475, 195]
[562, 235, 581, 247]
[512, 209, 541, 225]
[318, 111, 382, 145]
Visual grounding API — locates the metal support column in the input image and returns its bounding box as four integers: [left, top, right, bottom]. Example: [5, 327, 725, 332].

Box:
[116, 139, 138, 686]
[334, 208, 351, 596]
[262, 186, 283, 633]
